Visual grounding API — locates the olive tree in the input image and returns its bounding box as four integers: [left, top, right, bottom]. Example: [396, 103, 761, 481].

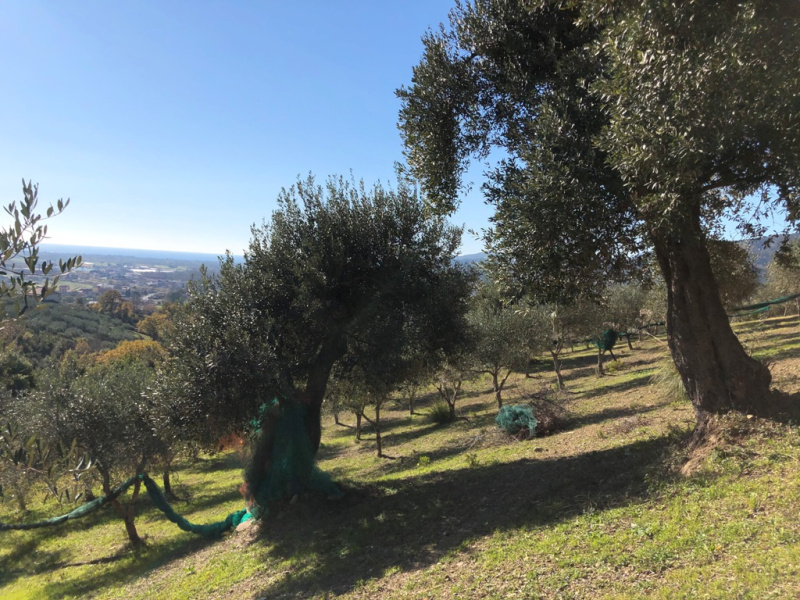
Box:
[18, 348, 168, 545]
[0, 180, 83, 511]
[168, 175, 474, 491]
[398, 0, 800, 425]
[468, 280, 541, 408]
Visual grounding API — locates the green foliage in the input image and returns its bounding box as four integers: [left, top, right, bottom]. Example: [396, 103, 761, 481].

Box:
[5, 343, 177, 542]
[0, 422, 89, 512]
[593, 1, 800, 227]
[604, 283, 646, 333]
[0, 303, 140, 364]
[766, 238, 800, 314]
[399, 0, 798, 415]
[707, 240, 760, 309]
[399, 0, 799, 299]
[398, 1, 641, 302]
[167, 174, 473, 443]
[0, 181, 81, 314]
[95, 290, 141, 325]
[428, 401, 456, 425]
[136, 306, 176, 341]
[0, 348, 34, 395]
[468, 279, 544, 406]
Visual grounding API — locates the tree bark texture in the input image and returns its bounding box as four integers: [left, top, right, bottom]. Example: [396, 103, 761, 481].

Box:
[650, 204, 772, 418]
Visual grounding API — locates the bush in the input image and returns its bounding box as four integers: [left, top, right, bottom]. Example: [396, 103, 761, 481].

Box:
[429, 401, 455, 425]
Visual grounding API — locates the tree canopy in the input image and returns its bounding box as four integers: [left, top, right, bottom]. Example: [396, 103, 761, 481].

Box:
[167, 175, 474, 453]
[398, 0, 800, 420]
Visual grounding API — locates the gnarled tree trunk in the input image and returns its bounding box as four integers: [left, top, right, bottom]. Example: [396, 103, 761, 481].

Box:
[650, 204, 772, 421]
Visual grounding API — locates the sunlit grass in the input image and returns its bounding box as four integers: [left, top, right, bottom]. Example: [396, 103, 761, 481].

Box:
[2, 316, 800, 598]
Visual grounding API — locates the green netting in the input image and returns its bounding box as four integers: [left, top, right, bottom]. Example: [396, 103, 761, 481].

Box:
[244, 398, 342, 519]
[593, 329, 618, 352]
[1, 397, 340, 537]
[731, 293, 800, 312]
[496, 404, 538, 439]
[0, 473, 250, 538]
[0, 474, 140, 531]
[140, 475, 251, 538]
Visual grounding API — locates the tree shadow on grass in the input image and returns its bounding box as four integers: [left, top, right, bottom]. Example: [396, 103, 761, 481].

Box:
[38, 535, 215, 599]
[566, 401, 672, 430]
[191, 452, 246, 473]
[0, 504, 142, 588]
[0, 531, 68, 584]
[363, 422, 442, 448]
[577, 372, 654, 399]
[755, 345, 800, 364]
[0, 482, 244, 593]
[253, 432, 686, 599]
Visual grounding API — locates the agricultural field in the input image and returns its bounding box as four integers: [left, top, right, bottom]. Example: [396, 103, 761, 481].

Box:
[2, 315, 800, 599]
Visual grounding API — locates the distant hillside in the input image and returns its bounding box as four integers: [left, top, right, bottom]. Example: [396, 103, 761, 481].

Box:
[1, 302, 140, 363]
[455, 252, 487, 265]
[742, 234, 798, 277]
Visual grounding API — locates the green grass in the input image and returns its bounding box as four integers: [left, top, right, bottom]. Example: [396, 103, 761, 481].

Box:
[3, 316, 800, 598]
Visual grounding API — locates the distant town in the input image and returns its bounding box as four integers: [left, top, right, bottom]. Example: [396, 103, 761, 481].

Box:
[36, 245, 230, 307]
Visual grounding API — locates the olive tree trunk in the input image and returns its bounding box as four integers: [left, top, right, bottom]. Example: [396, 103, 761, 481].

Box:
[100, 467, 144, 547]
[650, 205, 772, 420]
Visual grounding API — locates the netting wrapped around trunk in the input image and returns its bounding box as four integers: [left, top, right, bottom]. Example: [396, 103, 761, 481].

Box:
[243, 398, 342, 519]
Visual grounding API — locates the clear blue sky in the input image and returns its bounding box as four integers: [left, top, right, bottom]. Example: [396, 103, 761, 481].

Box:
[0, 1, 493, 255]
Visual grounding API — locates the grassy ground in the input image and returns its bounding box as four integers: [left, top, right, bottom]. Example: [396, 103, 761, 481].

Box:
[3, 316, 800, 598]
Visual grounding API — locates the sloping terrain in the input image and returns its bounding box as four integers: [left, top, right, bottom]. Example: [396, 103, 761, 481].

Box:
[3, 316, 800, 599]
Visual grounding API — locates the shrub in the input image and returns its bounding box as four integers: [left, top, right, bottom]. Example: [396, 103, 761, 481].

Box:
[429, 401, 455, 425]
